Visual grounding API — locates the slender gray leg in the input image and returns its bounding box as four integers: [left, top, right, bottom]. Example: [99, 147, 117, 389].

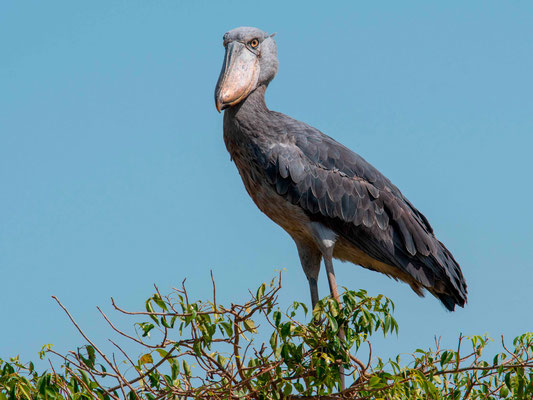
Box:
[308, 277, 319, 309]
[295, 241, 322, 309]
[309, 222, 341, 303]
[309, 223, 345, 390]
[322, 245, 346, 390]
[323, 248, 341, 303]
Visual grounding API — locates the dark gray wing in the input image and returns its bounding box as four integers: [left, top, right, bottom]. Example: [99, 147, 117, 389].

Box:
[261, 112, 467, 310]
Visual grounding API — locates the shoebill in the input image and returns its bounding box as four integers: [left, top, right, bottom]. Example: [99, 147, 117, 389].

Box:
[214, 26, 467, 311]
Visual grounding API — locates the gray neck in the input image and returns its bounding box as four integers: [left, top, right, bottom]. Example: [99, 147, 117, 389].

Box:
[225, 85, 269, 122]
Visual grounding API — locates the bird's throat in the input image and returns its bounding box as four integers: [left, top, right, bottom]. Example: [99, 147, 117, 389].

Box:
[227, 85, 269, 121]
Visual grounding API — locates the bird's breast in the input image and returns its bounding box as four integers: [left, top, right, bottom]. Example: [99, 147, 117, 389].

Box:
[224, 126, 313, 243]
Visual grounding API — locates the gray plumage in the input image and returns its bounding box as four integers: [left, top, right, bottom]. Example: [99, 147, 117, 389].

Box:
[216, 27, 467, 311]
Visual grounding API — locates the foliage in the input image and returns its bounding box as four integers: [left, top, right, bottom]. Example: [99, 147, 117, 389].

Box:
[1, 274, 532, 399]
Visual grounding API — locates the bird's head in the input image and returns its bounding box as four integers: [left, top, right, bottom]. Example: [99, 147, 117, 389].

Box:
[215, 27, 278, 112]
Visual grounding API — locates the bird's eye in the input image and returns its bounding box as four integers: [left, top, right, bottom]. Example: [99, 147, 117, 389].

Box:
[249, 39, 259, 48]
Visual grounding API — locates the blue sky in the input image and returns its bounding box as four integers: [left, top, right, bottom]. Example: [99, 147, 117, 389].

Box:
[1, 1, 532, 368]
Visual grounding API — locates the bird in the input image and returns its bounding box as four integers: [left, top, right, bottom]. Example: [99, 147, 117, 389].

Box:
[214, 26, 467, 311]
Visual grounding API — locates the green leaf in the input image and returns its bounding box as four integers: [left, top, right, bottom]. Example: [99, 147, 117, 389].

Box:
[170, 315, 177, 328]
[217, 354, 226, 367]
[273, 311, 282, 327]
[182, 360, 191, 377]
[270, 332, 278, 350]
[87, 345, 95, 365]
[146, 299, 154, 313]
[243, 319, 257, 333]
[220, 322, 233, 337]
[171, 362, 179, 380]
[504, 372, 512, 390]
[80, 369, 91, 386]
[369, 376, 381, 388]
[39, 344, 53, 360]
[327, 314, 338, 332]
[440, 350, 453, 367]
[139, 322, 155, 337]
[256, 283, 266, 300]
[155, 349, 168, 359]
[145, 300, 160, 325]
[161, 316, 171, 328]
[500, 386, 509, 397]
[152, 295, 168, 311]
[274, 344, 282, 359]
[193, 340, 202, 356]
[280, 322, 291, 339]
[283, 383, 292, 396]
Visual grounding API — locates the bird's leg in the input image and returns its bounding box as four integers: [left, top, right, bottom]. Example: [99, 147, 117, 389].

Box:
[295, 241, 322, 310]
[308, 277, 319, 310]
[309, 223, 342, 303]
[309, 223, 346, 391]
[322, 248, 346, 391]
[323, 249, 341, 303]
[309, 222, 342, 305]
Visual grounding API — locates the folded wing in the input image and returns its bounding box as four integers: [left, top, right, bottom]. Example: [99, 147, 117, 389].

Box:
[259, 113, 467, 310]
